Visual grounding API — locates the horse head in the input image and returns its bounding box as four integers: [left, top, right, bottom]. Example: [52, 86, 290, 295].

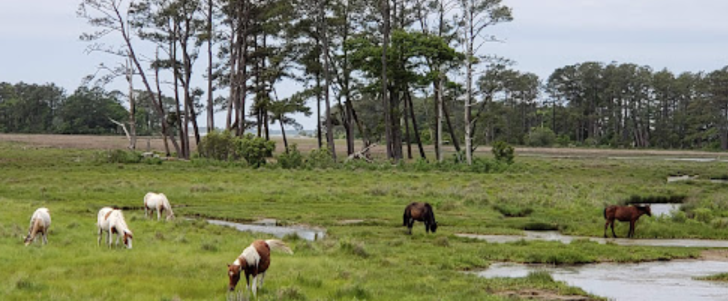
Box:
[23, 235, 33, 246]
[227, 264, 241, 291]
[123, 230, 133, 249]
[639, 205, 652, 217]
[430, 222, 438, 233]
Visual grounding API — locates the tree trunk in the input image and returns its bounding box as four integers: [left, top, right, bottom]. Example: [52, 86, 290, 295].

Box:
[321, 0, 336, 160]
[442, 98, 461, 152]
[381, 0, 392, 160]
[127, 56, 136, 150]
[207, 0, 215, 132]
[280, 119, 289, 153]
[403, 88, 412, 159]
[406, 89, 426, 159]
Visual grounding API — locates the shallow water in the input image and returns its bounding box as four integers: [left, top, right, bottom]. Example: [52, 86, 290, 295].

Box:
[477, 261, 728, 301]
[457, 231, 728, 248]
[206, 219, 326, 241]
[650, 203, 680, 217]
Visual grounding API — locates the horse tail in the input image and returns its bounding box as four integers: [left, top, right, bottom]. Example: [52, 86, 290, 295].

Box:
[403, 207, 410, 226]
[603, 207, 606, 219]
[265, 239, 293, 255]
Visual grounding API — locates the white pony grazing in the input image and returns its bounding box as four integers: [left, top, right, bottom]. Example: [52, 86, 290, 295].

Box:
[143, 192, 175, 221]
[25, 208, 51, 246]
[97, 207, 133, 249]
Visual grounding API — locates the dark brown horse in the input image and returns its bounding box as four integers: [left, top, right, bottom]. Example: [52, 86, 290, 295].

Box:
[604, 205, 651, 238]
[403, 202, 437, 234]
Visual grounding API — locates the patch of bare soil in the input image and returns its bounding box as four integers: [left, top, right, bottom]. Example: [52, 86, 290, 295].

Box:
[701, 250, 728, 262]
[496, 290, 596, 301]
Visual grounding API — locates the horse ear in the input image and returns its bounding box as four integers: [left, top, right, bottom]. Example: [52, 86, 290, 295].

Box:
[227, 264, 231, 268]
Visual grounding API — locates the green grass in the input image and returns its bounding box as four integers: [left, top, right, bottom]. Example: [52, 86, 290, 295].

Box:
[2, 142, 728, 300]
[695, 273, 728, 282]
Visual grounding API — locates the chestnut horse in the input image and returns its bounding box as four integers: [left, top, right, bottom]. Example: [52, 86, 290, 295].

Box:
[25, 208, 51, 246]
[227, 239, 293, 297]
[403, 202, 438, 234]
[604, 204, 652, 238]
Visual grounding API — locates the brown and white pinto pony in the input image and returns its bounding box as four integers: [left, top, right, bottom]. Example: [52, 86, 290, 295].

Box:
[403, 202, 438, 234]
[604, 204, 652, 238]
[25, 208, 51, 246]
[227, 239, 293, 297]
[143, 192, 175, 221]
[97, 207, 133, 249]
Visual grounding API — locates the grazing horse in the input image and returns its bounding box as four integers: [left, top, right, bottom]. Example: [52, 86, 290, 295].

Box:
[24, 208, 51, 246]
[604, 204, 652, 238]
[143, 192, 175, 221]
[97, 207, 133, 249]
[403, 202, 438, 234]
[227, 239, 293, 297]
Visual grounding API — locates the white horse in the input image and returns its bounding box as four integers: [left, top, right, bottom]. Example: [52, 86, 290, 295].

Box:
[227, 239, 293, 297]
[97, 207, 133, 249]
[25, 208, 51, 246]
[143, 192, 175, 221]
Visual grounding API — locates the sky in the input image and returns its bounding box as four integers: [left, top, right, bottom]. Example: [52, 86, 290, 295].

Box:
[2, 0, 728, 130]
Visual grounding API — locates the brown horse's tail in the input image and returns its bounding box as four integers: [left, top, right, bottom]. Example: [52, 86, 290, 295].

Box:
[403, 207, 409, 226]
[603, 208, 607, 219]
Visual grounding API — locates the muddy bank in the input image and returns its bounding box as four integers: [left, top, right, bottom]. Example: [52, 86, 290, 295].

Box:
[477, 261, 728, 301]
[457, 231, 728, 248]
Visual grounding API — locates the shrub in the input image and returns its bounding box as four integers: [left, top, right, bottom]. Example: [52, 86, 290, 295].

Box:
[526, 127, 556, 147]
[235, 133, 276, 168]
[492, 141, 515, 164]
[101, 150, 142, 164]
[556, 134, 571, 147]
[278, 144, 304, 169]
[305, 148, 336, 169]
[693, 208, 713, 223]
[197, 130, 236, 161]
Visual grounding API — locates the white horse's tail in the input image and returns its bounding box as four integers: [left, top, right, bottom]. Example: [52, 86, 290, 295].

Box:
[265, 239, 293, 255]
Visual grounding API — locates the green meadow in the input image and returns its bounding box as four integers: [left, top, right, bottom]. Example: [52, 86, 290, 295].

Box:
[2, 141, 728, 300]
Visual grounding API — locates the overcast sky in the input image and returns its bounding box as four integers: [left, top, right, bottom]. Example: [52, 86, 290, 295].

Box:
[2, 0, 728, 130]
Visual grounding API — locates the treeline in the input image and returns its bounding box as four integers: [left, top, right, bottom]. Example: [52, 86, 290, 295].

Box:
[6, 0, 721, 160]
[0, 82, 158, 135]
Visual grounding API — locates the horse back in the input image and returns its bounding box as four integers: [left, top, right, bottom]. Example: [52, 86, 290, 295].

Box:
[251, 240, 271, 274]
[406, 202, 429, 221]
[607, 205, 640, 221]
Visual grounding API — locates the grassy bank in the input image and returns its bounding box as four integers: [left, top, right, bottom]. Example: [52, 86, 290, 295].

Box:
[2, 142, 728, 300]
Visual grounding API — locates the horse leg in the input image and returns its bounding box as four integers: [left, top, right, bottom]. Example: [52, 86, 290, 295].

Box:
[259, 272, 265, 289]
[629, 220, 636, 238]
[43, 230, 48, 245]
[407, 219, 414, 235]
[251, 275, 258, 297]
[610, 221, 617, 238]
[425, 221, 430, 233]
[604, 221, 609, 238]
[97, 227, 102, 246]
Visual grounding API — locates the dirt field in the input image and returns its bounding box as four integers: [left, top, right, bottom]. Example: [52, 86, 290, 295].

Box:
[0, 133, 724, 158]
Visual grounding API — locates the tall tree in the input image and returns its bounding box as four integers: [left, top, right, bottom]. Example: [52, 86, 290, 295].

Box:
[458, 0, 511, 164]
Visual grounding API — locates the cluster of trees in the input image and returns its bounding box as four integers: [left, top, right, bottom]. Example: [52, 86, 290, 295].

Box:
[76, 0, 513, 162]
[0, 82, 159, 135]
[4, 1, 721, 159]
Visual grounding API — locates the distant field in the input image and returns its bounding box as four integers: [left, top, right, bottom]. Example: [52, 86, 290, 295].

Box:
[0, 133, 723, 159]
[1, 140, 727, 300]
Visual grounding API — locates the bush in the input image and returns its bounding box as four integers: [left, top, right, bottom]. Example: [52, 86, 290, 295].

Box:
[305, 148, 336, 169]
[278, 144, 304, 169]
[235, 133, 275, 168]
[492, 141, 515, 164]
[101, 150, 142, 164]
[693, 208, 713, 223]
[556, 134, 571, 147]
[197, 130, 236, 161]
[526, 127, 556, 147]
